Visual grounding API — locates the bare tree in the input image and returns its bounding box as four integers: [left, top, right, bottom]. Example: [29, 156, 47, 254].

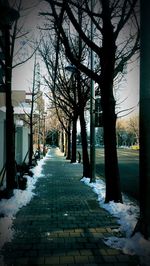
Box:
[116, 116, 139, 147]
[39, 29, 91, 176]
[0, 0, 41, 191]
[0, 0, 20, 191]
[127, 115, 139, 144]
[43, 0, 139, 202]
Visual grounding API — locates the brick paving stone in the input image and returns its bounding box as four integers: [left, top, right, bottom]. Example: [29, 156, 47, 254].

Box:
[106, 249, 121, 255]
[66, 250, 80, 256]
[80, 249, 93, 256]
[0, 148, 140, 266]
[103, 255, 118, 262]
[60, 255, 75, 264]
[88, 255, 103, 263]
[74, 255, 90, 263]
[114, 264, 132, 266]
[27, 257, 45, 265]
[45, 256, 59, 264]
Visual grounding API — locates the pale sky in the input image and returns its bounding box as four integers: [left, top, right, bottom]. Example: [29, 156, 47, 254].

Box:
[115, 62, 139, 117]
[12, 0, 48, 92]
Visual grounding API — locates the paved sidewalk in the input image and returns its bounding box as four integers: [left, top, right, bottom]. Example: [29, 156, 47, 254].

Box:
[1, 148, 139, 265]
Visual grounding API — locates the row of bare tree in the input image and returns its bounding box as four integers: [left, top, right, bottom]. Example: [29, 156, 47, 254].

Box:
[39, 0, 139, 202]
[1, 0, 150, 239]
[38, 0, 150, 240]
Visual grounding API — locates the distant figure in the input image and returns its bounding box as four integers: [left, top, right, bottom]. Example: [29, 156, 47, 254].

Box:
[78, 151, 81, 163]
[35, 149, 40, 160]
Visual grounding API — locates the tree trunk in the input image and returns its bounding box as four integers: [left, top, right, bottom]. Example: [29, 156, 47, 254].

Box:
[100, 0, 122, 203]
[71, 115, 77, 163]
[60, 129, 64, 153]
[102, 95, 122, 203]
[29, 130, 33, 165]
[79, 109, 90, 177]
[59, 130, 62, 151]
[29, 107, 34, 165]
[62, 129, 66, 156]
[5, 26, 16, 190]
[66, 122, 71, 159]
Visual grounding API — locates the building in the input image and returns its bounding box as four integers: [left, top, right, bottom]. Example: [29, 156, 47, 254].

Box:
[0, 90, 30, 188]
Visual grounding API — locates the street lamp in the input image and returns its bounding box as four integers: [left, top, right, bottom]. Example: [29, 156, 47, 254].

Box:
[65, 64, 77, 73]
[90, 0, 95, 182]
[0, 0, 20, 191]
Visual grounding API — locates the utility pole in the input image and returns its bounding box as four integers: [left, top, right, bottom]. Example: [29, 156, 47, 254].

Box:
[29, 55, 37, 165]
[65, 65, 77, 163]
[43, 112, 47, 156]
[0, 0, 19, 191]
[90, 0, 95, 182]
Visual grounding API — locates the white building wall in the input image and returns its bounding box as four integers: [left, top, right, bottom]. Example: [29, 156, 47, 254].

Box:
[0, 110, 5, 172]
[15, 127, 22, 164]
[15, 126, 29, 165]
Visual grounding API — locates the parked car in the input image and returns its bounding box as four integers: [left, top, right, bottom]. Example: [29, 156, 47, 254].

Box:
[130, 144, 140, 150]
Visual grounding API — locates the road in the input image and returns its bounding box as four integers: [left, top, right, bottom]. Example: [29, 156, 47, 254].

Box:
[77, 146, 139, 201]
[95, 148, 139, 201]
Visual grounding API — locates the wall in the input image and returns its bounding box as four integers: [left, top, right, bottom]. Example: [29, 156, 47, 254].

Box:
[0, 110, 5, 172]
[15, 126, 30, 165]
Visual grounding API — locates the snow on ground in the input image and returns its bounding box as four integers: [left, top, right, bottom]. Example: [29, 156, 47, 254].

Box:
[81, 177, 150, 266]
[0, 157, 46, 251]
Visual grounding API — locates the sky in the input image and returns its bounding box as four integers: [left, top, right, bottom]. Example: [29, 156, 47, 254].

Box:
[115, 61, 139, 117]
[0, 149, 150, 266]
[11, 0, 46, 92]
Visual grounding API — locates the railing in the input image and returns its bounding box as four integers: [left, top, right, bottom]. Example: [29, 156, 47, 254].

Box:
[22, 150, 29, 164]
[0, 163, 6, 187]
